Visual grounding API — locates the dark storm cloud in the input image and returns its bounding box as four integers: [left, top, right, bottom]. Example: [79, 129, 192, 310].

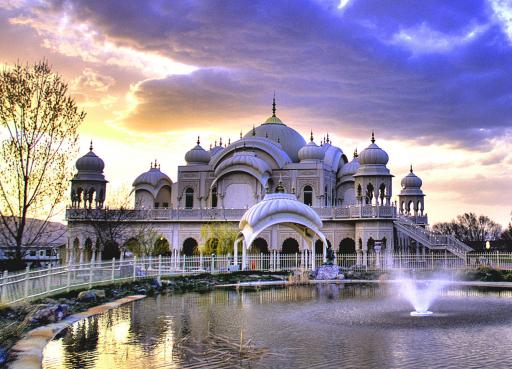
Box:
[31, 0, 512, 147]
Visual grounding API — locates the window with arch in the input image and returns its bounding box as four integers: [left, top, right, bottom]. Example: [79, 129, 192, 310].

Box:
[303, 185, 313, 206]
[211, 187, 218, 208]
[379, 183, 386, 203]
[185, 188, 194, 209]
[324, 185, 328, 207]
[366, 183, 374, 204]
[357, 184, 362, 198]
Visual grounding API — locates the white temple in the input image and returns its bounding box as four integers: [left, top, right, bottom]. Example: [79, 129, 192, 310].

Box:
[66, 98, 472, 265]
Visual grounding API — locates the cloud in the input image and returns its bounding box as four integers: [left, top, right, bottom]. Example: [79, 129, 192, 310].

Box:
[2, 0, 512, 150]
[70, 67, 115, 92]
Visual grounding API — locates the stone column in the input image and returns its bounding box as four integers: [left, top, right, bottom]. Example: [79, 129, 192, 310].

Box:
[242, 240, 247, 270]
[233, 240, 238, 266]
[356, 249, 362, 265]
[311, 240, 316, 271]
[362, 250, 367, 266]
[322, 239, 327, 263]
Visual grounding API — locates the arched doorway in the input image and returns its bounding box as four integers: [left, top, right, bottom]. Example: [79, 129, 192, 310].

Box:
[182, 238, 198, 256]
[153, 237, 171, 256]
[251, 237, 269, 254]
[367, 237, 375, 252]
[103, 241, 120, 260]
[339, 238, 356, 253]
[282, 238, 299, 254]
[315, 239, 332, 254]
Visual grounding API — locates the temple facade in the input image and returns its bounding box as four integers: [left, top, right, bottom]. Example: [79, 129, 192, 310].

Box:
[65, 99, 471, 265]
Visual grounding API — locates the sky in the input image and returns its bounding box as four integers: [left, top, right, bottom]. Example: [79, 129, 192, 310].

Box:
[0, 0, 511, 226]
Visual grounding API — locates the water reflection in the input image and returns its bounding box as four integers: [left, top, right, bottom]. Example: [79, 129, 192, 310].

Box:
[43, 284, 512, 369]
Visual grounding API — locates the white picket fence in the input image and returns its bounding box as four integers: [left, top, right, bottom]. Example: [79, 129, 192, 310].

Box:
[0, 252, 511, 305]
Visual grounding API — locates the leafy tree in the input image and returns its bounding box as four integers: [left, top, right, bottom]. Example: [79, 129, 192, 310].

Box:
[0, 61, 84, 263]
[432, 212, 503, 243]
[199, 222, 238, 255]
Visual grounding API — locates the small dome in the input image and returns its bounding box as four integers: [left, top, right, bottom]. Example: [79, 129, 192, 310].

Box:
[401, 166, 423, 188]
[298, 133, 324, 162]
[133, 165, 172, 188]
[185, 137, 211, 164]
[340, 150, 360, 178]
[359, 133, 389, 166]
[76, 142, 105, 172]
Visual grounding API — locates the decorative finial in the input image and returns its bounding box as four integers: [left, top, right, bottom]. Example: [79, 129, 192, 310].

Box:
[240, 131, 243, 139]
[209, 143, 212, 150]
[228, 138, 231, 145]
[310, 130, 314, 142]
[89, 140, 93, 151]
[354, 148, 358, 158]
[371, 131, 375, 143]
[197, 136, 200, 145]
[158, 163, 161, 169]
[154, 159, 158, 168]
[214, 140, 217, 146]
[150, 161, 153, 169]
[219, 137, 222, 146]
[410, 164, 413, 173]
[326, 133, 330, 144]
[252, 125, 256, 136]
[272, 91, 276, 117]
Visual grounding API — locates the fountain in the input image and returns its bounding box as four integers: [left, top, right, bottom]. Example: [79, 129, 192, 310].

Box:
[397, 277, 450, 316]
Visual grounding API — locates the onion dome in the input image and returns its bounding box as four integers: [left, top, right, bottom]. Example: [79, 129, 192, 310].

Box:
[401, 165, 423, 189]
[339, 149, 360, 178]
[298, 132, 324, 162]
[133, 161, 172, 187]
[185, 137, 211, 164]
[358, 132, 389, 165]
[244, 95, 305, 162]
[76, 141, 105, 172]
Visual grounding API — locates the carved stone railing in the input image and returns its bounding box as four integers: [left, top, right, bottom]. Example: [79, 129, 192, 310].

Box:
[66, 204, 397, 222]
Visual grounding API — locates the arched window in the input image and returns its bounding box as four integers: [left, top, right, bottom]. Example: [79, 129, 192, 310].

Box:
[366, 183, 374, 204]
[357, 184, 362, 198]
[339, 238, 356, 253]
[315, 239, 332, 254]
[211, 187, 218, 208]
[252, 238, 269, 254]
[379, 183, 386, 204]
[303, 185, 313, 206]
[185, 188, 194, 209]
[324, 185, 328, 207]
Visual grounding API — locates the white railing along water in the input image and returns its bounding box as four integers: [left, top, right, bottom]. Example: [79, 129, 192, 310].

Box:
[0, 252, 510, 305]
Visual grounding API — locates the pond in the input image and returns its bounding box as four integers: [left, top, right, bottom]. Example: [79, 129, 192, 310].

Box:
[42, 283, 512, 368]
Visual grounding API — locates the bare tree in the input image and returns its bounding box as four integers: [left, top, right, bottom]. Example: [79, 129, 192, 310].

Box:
[0, 61, 84, 264]
[432, 212, 503, 243]
[83, 184, 136, 259]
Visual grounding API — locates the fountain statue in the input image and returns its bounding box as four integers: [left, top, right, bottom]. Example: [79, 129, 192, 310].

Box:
[398, 277, 450, 316]
[315, 244, 343, 280]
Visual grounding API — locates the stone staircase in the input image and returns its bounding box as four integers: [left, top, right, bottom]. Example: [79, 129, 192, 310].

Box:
[394, 216, 473, 258]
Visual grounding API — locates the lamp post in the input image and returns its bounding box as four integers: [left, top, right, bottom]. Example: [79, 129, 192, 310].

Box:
[485, 240, 491, 252]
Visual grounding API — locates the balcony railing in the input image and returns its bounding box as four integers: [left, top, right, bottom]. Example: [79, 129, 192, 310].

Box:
[66, 204, 397, 222]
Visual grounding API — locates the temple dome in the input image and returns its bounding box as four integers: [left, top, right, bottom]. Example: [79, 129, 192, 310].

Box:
[359, 133, 389, 166]
[76, 143, 105, 172]
[401, 166, 423, 189]
[133, 166, 172, 188]
[339, 151, 360, 178]
[298, 134, 324, 162]
[185, 137, 211, 164]
[244, 98, 305, 162]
